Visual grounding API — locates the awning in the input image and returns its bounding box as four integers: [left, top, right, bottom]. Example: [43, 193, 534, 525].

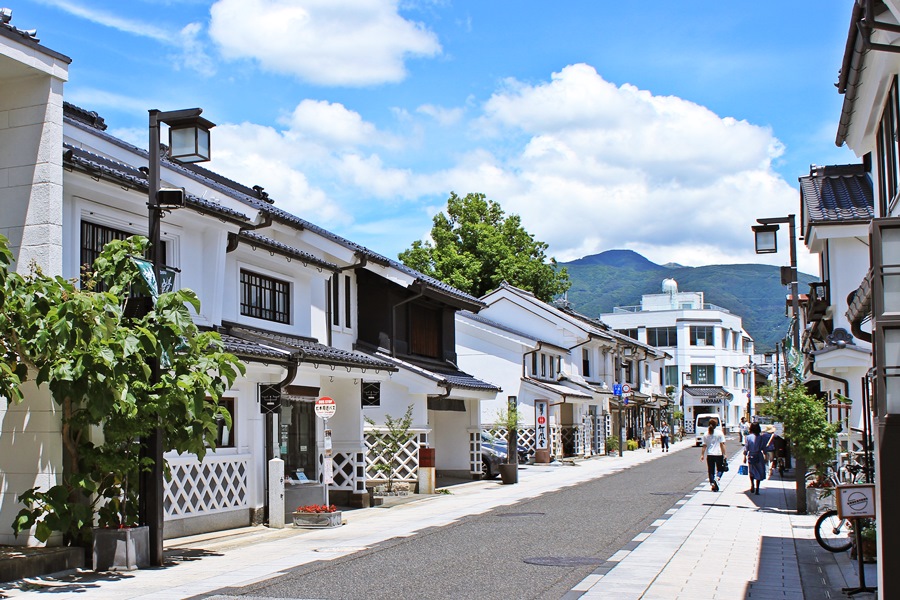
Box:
[522, 377, 593, 401]
[683, 386, 733, 406]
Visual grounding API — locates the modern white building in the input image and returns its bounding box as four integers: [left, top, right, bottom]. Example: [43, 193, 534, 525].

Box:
[601, 280, 755, 434]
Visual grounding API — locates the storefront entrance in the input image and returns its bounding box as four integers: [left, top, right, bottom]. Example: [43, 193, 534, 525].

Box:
[280, 398, 317, 482]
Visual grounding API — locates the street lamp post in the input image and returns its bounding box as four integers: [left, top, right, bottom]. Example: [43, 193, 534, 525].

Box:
[141, 108, 215, 566]
[752, 214, 806, 513]
[752, 215, 801, 358]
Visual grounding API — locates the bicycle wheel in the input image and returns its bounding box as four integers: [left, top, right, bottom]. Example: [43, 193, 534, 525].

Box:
[815, 509, 853, 553]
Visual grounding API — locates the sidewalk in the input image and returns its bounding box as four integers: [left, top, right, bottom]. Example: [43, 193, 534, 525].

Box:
[567, 451, 877, 600]
[0, 439, 695, 599]
[0, 440, 876, 599]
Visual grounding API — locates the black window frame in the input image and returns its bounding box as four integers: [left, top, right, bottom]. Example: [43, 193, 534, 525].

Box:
[240, 269, 291, 324]
[647, 326, 677, 347]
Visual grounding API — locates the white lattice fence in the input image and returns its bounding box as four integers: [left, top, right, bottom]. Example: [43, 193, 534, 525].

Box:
[365, 432, 419, 482]
[165, 454, 250, 520]
[490, 427, 536, 460]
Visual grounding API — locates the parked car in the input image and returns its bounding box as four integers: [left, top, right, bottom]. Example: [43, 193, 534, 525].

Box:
[480, 431, 528, 479]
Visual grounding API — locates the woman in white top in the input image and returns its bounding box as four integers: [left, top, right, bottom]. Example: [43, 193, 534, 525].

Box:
[699, 419, 726, 492]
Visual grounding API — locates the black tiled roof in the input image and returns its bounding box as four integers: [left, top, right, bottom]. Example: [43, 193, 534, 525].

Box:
[233, 231, 337, 271]
[370, 352, 500, 392]
[219, 333, 293, 362]
[63, 102, 107, 130]
[64, 144, 251, 225]
[223, 323, 395, 371]
[800, 164, 873, 224]
[62, 102, 482, 308]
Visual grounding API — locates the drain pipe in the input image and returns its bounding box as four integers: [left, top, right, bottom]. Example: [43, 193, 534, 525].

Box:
[523, 342, 544, 378]
[390, 282, 426, 357]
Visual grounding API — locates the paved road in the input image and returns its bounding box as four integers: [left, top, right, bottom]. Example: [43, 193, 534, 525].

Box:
[205, 446, 711, 600]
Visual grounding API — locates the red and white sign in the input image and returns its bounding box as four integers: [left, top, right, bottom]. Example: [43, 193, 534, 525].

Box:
[622, 384, 631, 394]
[315, 396, 336, 420]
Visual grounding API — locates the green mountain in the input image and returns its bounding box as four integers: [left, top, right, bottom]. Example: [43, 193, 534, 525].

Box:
[560, 250, 817, 353]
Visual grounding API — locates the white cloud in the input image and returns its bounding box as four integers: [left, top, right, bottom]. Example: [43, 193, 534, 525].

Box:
[207, 0, 441, 86]
[283, 100, 379, 149]
[190, 63, 810, 271]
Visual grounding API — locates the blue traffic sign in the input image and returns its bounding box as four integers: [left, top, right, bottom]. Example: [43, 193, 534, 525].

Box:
[612, 383, 622, 396]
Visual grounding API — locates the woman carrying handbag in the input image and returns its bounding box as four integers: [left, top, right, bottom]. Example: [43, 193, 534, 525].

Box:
[743, 422, 768, 494]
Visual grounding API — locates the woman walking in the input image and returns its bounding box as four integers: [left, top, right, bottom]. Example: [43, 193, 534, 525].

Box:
[699, 419, 726, 492]
[643, 421, 655, 453]
[743, 422, 767, 494]
[659, 422, 670, 452]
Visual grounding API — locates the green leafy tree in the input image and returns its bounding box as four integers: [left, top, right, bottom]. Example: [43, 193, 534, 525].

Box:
[365, 404, 415, 493]
[757, 382, 837, 467]
[0, 234, 244, 547]
[399, 192, 570, 301]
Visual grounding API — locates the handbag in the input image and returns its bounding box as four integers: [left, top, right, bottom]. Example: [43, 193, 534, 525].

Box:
[722, 462, 730, 472]
[738, 464, 748, 475]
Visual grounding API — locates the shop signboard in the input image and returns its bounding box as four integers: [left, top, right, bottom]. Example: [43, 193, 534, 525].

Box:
[836, 484, 876, 519]
[535, 400, 549, 451]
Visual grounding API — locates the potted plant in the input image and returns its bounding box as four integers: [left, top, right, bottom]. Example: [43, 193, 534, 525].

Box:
[605, 436, 619, 455]
[494, 403, 521, 484]
[292, 504, 342, 528]
[805, 472, 835, 514]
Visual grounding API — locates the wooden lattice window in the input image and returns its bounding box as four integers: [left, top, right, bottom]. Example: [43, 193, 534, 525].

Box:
[240, 269, 290, 323]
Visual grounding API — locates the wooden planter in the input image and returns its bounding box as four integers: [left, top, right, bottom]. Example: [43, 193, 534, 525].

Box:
[292, 511, 342, 528]
[499, 463, 518, 485]
[93, 526, 149, 572]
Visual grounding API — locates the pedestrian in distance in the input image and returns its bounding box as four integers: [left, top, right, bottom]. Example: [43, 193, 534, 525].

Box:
[643, 421, 655, 453]
[659, 422, 670, 452]
[699, 418, 726, 492]
[739, 416, 749, 445]
[743, 421, 767, 494]
[762, 424, 778, 475]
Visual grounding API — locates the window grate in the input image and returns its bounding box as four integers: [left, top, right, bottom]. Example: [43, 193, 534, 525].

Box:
[240, 269, 290, 323]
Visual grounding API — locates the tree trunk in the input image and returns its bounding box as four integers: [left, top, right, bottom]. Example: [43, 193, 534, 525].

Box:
[794, 447, 807, 515]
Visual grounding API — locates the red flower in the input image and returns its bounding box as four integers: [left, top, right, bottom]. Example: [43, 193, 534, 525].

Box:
[295, 504, 337, 513]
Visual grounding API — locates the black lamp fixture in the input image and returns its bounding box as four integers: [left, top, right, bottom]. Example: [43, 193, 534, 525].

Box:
[752, 223, 780, 254]
[159, 109, 214, 163]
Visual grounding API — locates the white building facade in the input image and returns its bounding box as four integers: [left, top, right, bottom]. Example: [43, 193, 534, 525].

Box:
[601, 281, 755, 434]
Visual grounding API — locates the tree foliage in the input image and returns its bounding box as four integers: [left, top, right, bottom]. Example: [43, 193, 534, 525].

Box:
[757, 382, 837, 467]
[0, 234, 244, 545]
[398, 192, 570, 301]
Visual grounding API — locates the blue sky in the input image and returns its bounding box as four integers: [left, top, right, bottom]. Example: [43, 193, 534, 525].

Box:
[12, 1, 857, 273]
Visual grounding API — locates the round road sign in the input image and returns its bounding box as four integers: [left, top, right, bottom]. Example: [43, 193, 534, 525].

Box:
[622, 384, 631, 394]
[315, 396, 336, 419]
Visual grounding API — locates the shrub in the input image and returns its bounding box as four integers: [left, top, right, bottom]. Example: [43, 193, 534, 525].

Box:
[626, 439, 639, 451]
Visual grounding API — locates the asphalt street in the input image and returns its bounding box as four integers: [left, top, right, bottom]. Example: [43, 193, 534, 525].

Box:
[203, 445, 712, 600]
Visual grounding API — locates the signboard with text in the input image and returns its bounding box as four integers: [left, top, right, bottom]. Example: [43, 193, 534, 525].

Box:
[836, 484, 876, 519]
[535, 400, 549, 451]
[315, 396, 336, 420]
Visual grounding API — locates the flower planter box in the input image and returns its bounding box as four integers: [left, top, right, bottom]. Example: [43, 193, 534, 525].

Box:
[93, 526, 149, 572]
[292, 511, 342, 528]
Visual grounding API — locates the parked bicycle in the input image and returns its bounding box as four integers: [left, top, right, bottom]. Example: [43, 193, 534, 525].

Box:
[815, 508, 853, 553]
